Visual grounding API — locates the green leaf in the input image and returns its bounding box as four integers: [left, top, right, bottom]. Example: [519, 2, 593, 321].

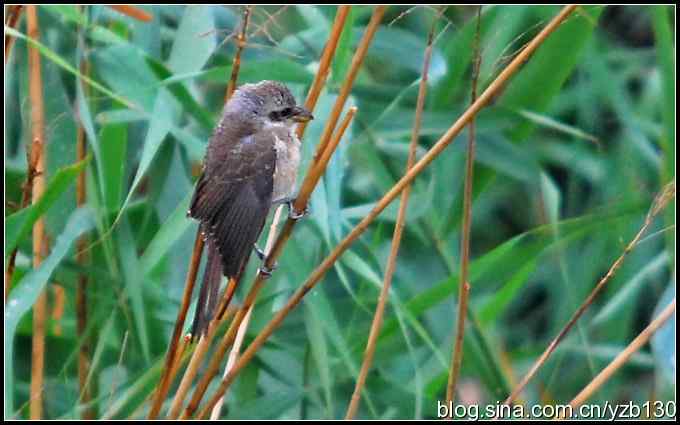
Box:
[651, 6, 675, 180]
[5, 26, 136, 109]
[499, 5, 605, 142]
[5, 208, 95, 417]
[99, 123, 128, 212]
[139, 192, 194, 276]
[5, 158, 89, 257]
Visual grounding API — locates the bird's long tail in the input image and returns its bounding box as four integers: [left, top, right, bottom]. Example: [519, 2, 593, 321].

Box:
[190, 234, 223, 340]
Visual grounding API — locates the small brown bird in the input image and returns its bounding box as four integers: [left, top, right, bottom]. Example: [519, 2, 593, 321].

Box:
[187, 81, 313, 337]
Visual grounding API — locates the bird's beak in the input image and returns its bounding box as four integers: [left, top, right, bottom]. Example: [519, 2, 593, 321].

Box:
[291, 106, 314, 123]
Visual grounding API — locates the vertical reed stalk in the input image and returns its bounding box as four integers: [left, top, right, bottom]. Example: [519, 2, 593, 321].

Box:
[27, 5, 48, 419]
[445, 5, 482, 409]
[226, 5, 253, 101]
[295, 5, 351, 139]
[4, 5, 24, 63]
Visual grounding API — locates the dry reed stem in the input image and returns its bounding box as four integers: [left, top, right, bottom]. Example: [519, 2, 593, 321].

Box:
[503, 179, 676, 406]
[225, 5, 253, 101]
[248, 6, 288, 42]
[295, 5, 351, 139]
[166, 312, 226, 418]
[162, 305, 236, 413]
[169, 336, 191, 383]
[4, 5, 24, 63]
[559, 299, 676, 418]
[107, 5, 153, 22]
[74, 41, 96, 418]
[445, 5, 482, 408]
[147, 233, 204, 418]
[345, 12, 437, 420]
[193, 5, 579, 419]
[210, 294, 254, 419]
[182, 106, 357, 420]
[165, 273, 238, 419]
[210, 205, 284, 419]
[27, 5, 48, 419]
[311, 6, 386, 161]
[5, 5, 36, 297]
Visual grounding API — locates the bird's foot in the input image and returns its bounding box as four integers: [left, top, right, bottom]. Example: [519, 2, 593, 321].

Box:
[272, 197, 310, 221]
[258, 262, 277, 279]
[254, 244, 267, 261]
[254, 244, 278, 278]
[286, 199, 309, 221]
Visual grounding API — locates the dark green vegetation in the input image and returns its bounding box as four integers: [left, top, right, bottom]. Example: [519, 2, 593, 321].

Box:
[4, 5, 675, 419]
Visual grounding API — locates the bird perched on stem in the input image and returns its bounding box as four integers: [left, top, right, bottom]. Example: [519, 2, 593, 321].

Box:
[187, 81, 313, 338]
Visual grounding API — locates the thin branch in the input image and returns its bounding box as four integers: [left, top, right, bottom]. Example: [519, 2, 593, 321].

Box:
[295, 5, 351, 139]
[107, 5, 153, 22]
[166, 307, 228, 418]
[310, 6, 386, 160]
[192, 5, 579, 419]
[345, 11, 437, 420]
[4, 5, 24, 63]
[210, 206, 285, 419]
[5, 5, 38, 295]
[563, 299, 676, 416]
[157, 305, 235, 418]
[184, 106, 357, 420]
[74, 17, 96, 416]
[147, 233, 204, 418]
[225, 5, 253, 101]
[503, 179, 676, 406]
[248, 6, 289, 44]
[27, 5, 48, 419]
[446, 5, 482, 409]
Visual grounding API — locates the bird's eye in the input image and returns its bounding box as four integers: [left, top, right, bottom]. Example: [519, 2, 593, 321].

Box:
[269, 108, 293, 121]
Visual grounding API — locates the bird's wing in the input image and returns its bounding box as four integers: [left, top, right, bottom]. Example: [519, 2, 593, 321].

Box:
[189, 130, 276, 278]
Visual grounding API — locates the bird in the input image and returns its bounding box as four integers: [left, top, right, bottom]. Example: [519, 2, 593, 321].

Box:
[187, 80, 313, 338]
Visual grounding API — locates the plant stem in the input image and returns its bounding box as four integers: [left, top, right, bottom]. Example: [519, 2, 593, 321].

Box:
[107, 5, 153, 22]
[147, 233, 204, 418]
[27, 5, 48, 419]
[296, 5, 351, 139]
[225, 5, 252, 101]
[4, 5, 24, 63]
[445, 5, 482, 409]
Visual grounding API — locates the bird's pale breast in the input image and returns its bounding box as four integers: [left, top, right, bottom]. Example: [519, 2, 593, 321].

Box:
[271, 125, 301, 202]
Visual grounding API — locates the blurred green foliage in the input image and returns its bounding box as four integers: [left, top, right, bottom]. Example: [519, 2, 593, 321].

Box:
[4, 5, 675, 419]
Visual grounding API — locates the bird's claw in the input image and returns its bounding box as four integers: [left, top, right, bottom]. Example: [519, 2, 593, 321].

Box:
[258, 262, 277, 279]
[254, 244, 266, 261]
[287, 200, 309, 221]
[254, 244, 277, 278]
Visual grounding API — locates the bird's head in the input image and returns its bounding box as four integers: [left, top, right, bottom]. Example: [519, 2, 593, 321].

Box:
[232, 80, 313, 130]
